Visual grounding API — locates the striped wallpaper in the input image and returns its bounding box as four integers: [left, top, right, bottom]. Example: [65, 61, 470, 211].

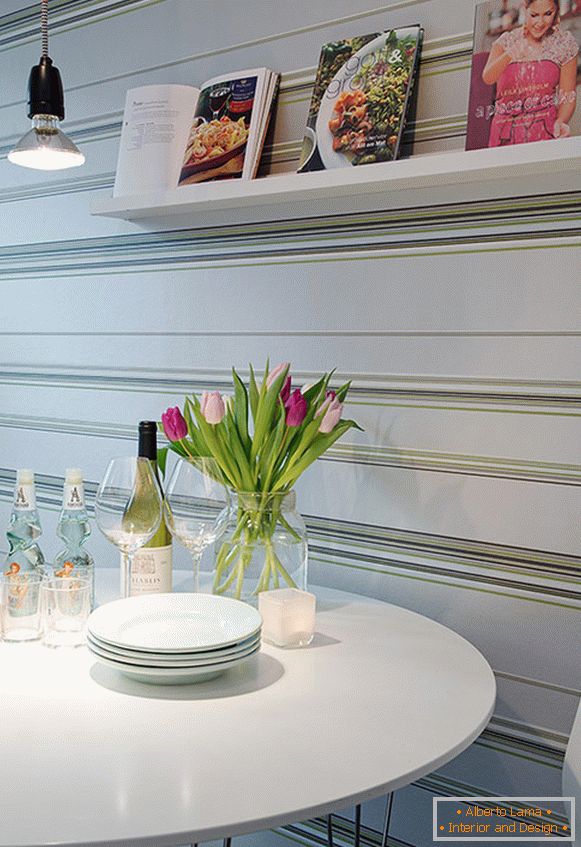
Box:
[0, 1, 579, 845]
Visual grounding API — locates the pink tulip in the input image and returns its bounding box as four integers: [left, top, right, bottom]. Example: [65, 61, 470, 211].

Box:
[285, 389, 307, 427]
[161, 406, 188, 442]
[266, 362, 290, 389]
[315, 390, 337, 418]
[318, 398, 343, 434]
[201, 391, 226, 425]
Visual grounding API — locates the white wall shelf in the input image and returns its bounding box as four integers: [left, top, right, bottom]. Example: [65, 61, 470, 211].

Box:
[91, 138, 581, 225]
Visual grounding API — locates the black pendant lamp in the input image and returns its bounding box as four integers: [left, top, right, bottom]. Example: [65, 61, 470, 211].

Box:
[8, 0, 84, 170]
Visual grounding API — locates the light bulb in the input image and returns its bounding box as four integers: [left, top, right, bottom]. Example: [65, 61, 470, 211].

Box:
[8, 114, 84, 171]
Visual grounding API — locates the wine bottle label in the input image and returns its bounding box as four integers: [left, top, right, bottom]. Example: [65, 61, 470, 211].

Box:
[14, 483, 35, 511]
[63, 482, 85, 510]
[129, 545, 172, 595]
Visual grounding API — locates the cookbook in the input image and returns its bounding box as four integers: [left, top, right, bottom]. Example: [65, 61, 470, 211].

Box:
[466, 0, 581, 150]
[298, 26, 423, 173]
[113, 69, 279, 196]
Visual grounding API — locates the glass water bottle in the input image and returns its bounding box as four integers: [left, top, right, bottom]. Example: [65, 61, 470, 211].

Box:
[4, 469, 45, 577]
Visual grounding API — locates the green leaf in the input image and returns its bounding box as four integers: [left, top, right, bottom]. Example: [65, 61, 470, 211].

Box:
[165, 441, 189, 460]
[191, 396, 240, 489]
[269, 371, 332, 479]
[249, 364, 259, 422]
[250, 363, 289, 464]
[285, 414, 322, 465]
[184, 398, 212, 455]
[224, 405, 254, 490]
[335, 380, 352, 402]
[232, 367, 250, 452]
[273, 420, 357, 490]
[302, 376, 326, 406]
[157, 446, 168, 478]
[184, 397, 196, 432]
[258, 399, 287, 488]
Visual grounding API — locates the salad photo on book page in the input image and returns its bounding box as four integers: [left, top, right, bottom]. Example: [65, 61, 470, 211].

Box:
[298, 26, 423, 172]
[178, 68, 278, 185]
[466, 0, 581, 150]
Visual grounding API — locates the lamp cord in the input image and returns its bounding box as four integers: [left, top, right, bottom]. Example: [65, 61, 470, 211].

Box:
[41, 0, 48, 58]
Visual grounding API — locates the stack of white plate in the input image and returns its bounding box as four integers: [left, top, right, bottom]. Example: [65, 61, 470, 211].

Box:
[87, 593, 262, 685]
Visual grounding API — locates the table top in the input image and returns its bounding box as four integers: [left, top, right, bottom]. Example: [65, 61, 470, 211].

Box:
[0, 573, 496, 847]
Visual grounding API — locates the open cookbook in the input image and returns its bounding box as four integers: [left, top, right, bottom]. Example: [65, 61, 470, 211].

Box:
[113, 69, 279, 196]
[298, 26, 423, 172]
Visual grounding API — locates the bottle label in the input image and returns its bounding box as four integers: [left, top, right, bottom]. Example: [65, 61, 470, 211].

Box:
[63, 482, 85, 510]
[14, 483, 35, 511]
[129, 545, 172, 595]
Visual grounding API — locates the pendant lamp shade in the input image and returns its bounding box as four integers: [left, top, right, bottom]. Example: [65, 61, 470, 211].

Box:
[8, 3, 84, 171]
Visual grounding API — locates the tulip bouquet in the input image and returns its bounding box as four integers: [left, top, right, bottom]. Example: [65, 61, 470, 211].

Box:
[161, 362, 361, 598]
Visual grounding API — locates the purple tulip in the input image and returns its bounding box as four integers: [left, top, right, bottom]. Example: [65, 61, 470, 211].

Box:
[285, 389, 307, 427]
[201, 391, 226, 425]
[161, 406, 188, 442]
[266, 362, 290, 389]
[318, 398, 343, 434]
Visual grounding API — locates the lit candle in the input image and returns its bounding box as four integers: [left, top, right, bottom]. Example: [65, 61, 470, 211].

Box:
[258, 588, 316, 648]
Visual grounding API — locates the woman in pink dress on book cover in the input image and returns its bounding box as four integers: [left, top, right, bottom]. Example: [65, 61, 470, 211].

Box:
[482, 0, 579, 145]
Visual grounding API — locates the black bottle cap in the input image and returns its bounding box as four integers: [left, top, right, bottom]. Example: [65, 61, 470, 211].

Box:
[138, 421, 157, 461]
[27, 56, 65, 121]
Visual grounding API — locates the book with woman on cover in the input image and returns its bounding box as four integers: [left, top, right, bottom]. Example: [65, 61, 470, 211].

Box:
[113, 69, 279, 196]
[298, 26, 423, 173]
[466, 0, 581, 150]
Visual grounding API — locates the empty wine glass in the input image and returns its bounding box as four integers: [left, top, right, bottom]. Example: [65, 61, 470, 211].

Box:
[164, 457, 229, 592]
[95, 457, 162, 598]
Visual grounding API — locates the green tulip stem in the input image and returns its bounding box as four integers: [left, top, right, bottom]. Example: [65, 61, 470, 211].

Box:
[277, 511, 302, 542]
[213, 500, 300, 599]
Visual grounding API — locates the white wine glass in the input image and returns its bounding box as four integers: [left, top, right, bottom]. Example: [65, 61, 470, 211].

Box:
[164, 457, 229, 592]
[95, 457, 162, 598]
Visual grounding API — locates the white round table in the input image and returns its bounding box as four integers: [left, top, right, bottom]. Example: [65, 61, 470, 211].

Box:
[0, 576, 495, 847]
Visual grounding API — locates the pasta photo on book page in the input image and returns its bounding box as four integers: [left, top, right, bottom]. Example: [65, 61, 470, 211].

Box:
[113, 70, 279, 196]
[178, 68, 279, 185]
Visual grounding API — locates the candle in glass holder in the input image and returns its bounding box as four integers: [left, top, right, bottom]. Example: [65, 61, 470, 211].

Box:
[258, 588, 316, 648]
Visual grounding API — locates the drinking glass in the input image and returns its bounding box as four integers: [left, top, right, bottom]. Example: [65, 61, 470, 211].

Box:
[164, 457, 229, 592]
[95, 457, 162, 598]
[209, 85, 230, 119]
[41, 576, 91, 648]
[1, 572, 43, 642]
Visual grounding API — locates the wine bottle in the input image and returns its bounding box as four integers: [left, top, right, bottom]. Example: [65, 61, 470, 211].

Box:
[125, 421, 172, 595]
[4, 469, 45, 576]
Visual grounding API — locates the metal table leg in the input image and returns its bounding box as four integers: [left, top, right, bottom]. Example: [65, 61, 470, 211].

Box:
[381, 793, 394, 847]
[327, 814, 334, 847]
[354, 804, 362, 847]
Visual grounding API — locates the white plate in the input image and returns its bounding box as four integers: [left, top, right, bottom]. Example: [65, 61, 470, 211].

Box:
[88, 593, 262, 652]
[87, 628, 261, 662]
[315, 31, 408, 170]
[88, 643, 261, 685]
[87, 634, 261, 668]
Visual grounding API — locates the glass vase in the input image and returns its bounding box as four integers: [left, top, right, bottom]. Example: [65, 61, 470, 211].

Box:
[212, 491, 307, 603]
